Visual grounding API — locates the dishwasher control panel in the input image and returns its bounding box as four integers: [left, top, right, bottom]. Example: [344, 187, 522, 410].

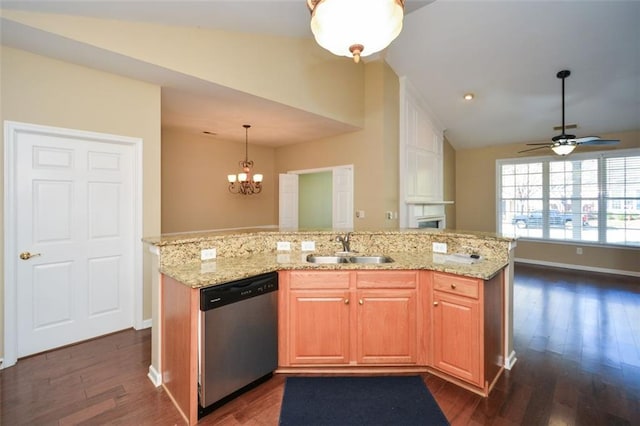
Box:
[200, 272, 278, 310]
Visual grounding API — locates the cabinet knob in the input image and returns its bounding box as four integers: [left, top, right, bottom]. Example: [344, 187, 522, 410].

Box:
[450, 283, 457, 289]
[344, 298, 349, 305]
[359, 299, 364, 305]
[433, 301, 439, 306]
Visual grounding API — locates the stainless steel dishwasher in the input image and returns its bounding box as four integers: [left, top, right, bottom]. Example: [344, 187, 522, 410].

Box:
[199, 271, 278, 415]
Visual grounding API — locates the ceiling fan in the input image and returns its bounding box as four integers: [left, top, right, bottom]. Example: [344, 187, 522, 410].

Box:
[519, 70, 619, 156]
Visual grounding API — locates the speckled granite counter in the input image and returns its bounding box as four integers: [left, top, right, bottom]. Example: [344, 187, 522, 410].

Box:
[160, 251, 509, 288]
[145, 229, 516, 288]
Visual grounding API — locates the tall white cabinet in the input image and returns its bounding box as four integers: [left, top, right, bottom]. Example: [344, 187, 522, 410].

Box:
[399, 77, 446, 228]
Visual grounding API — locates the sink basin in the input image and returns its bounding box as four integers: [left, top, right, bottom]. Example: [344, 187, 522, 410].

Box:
[348, 256, 394, 264]
[306, 254, 394, 264]
[306, 255, 349, 264]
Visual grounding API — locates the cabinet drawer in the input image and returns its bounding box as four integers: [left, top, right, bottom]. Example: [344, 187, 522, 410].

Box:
[355, 271, 417, 289]
[289, 271, 350, 289]
[433, 272, 479, 299]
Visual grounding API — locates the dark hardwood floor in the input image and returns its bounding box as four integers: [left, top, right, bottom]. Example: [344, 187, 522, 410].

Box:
[1, 263, 638, 425]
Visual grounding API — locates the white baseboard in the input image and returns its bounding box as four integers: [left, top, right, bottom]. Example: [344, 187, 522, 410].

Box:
[515, 258, 640, 278]
[504, 351, 517, 370]
[148, 365, 162, 387]
[141, 318, 152, 329]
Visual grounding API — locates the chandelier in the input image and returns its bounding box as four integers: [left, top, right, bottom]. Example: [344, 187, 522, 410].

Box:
[227, 124, 263, 195]
[307, 0, 405, 63]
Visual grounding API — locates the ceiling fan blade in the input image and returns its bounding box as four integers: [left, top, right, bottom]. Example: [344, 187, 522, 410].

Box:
[578, 138, 620, 146]
[518, 146, 550, 153]
[573, 136, 599, 143]
[525, 142, 554, 146]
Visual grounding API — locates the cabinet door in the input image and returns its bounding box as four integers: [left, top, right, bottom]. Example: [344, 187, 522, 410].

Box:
[356, 289, 417, 364]
[289, 290, 351, 365]
[432, 290, 481, 385]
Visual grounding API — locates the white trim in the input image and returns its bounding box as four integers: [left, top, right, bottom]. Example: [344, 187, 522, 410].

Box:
[515, 258, 640, 278]
[139, 318, 153, 330]
[3, 120, 18, 366]
[3, 120, 144, 367]
[286, 164, 354, 176]
[147, 364, 162, 387]
[504, 350, 517, 370]
[132, 134, 144, 331]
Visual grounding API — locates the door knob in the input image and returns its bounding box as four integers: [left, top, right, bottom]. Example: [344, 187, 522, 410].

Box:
[19, 252, 41, 260]
[433, 301, 439, 306]
[359, 299, 364, 305]
[344, 298, 350, 305]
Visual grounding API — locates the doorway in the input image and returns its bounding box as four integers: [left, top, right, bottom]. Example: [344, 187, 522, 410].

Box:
[279, 165, 354, 229]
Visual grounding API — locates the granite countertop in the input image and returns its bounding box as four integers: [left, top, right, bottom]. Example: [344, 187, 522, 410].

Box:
[160, 250, 509, 288]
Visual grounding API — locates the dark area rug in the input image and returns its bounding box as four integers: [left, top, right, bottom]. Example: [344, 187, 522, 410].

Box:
[279, 376, 449, 426]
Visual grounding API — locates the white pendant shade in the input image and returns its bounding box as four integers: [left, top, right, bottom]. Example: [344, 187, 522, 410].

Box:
[551, 143, 577, 156]
[309, 0, 404, 62]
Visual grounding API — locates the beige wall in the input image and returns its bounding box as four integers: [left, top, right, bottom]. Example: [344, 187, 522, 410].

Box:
[161, 128, 276, 232]
[455, 130, 640, 273]
[0, 46, 162, 359]
[2, 9, 365, 128]
[275, 60, 400, 229]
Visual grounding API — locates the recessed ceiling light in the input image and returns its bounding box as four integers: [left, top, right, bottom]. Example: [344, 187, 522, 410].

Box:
[463, 93, 474, 101]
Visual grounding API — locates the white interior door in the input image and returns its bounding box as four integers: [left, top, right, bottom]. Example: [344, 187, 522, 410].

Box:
[8, 123, 136, 358]
[333, 167, 354, 229]
[279, 173, 299, 229]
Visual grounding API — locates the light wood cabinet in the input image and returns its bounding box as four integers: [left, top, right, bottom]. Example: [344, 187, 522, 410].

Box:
[356, 289, 417, 364]
[288, 289, 351, 364]
[430, 271, 504, 394]
[279, 270, 422, 367]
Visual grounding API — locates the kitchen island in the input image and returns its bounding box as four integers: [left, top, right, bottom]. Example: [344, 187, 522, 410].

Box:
[144, 228, 517, 425]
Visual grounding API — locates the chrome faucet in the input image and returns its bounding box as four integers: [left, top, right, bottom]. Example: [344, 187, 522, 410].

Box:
[335, 232, 352, 253]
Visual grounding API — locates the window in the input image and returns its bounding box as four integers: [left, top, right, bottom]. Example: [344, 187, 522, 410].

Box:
[497, 149, 640, 247]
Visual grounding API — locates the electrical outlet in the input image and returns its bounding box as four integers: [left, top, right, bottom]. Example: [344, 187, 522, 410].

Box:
[301, 241, 316, 251]
[432, 242, 448, 254]
[386, 211, 393, 220]
[356, 210, 365, 218]
[201, 248, 217, 260]
[277, 241, 291, 251]
[576, 247, 583, 255]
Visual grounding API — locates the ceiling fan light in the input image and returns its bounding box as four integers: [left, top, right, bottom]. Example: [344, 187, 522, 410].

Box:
[551, 143, 577, 156]
[309, 0, 404, 62]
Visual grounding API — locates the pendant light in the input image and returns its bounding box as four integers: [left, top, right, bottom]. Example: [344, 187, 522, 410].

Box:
[307, 0, 405, 63]
[227, 125, 263, 195]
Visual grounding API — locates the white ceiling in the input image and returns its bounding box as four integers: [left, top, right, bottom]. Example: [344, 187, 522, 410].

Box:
[1, 0, 639, 149]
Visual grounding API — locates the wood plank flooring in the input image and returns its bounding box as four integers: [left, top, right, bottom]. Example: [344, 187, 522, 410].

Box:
[1, 263, 638, 425]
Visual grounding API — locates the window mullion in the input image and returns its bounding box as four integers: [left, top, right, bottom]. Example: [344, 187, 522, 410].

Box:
[598, 155, 607, 243]
[542, 160, 550, 239]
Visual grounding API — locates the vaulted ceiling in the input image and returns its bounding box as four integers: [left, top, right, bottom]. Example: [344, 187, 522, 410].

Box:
[2, 0, 639, 149]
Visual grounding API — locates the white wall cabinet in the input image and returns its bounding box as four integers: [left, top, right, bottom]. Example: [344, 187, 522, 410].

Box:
[400, 77, 444, 205]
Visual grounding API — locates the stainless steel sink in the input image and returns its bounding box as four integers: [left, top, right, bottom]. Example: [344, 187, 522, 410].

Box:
[306, 254, 394, 264]
[348, 256, 394, 264]
[306, 255, 349, 264]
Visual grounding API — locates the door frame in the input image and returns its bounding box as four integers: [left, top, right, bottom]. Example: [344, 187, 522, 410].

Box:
[3, 121, 144, 368]
[285, 164, 354, 229]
